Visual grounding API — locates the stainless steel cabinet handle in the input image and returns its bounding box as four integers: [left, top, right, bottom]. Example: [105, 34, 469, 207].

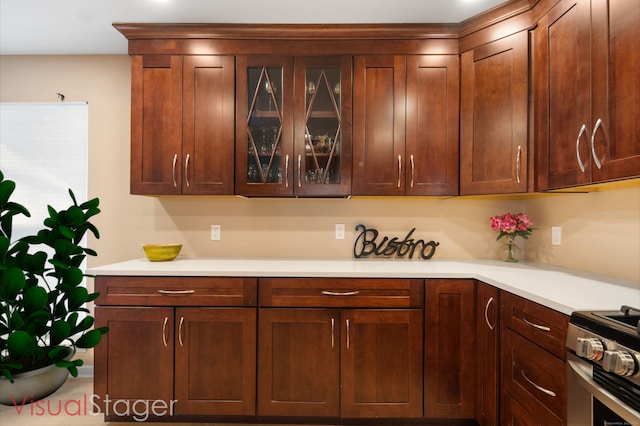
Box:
[331, 318, 335, 348]
[172, 154, 178, 187]
[397, 155, 402, 188]
[590, 118, 603, 169]
[178, 316, 185, 347]
[484, 296, 495, 330]
[346, 319, 350, 349]
[410, 154, 415, 188]
[162, 316, 168, 347]
[285, 154, 289, 188]
[184, 154, 190, 188]
[576, 124, 587, 172]
[321, 290, 360, 296]
[516, 145, 521, 184]
[523, 317, 551, 332]
[157, 289, 196, 295]
[521, 369, 556, 397]
[297, 154, 302, 188]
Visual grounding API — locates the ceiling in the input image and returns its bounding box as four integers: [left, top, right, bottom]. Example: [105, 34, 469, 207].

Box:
[0, 0, 509, 55]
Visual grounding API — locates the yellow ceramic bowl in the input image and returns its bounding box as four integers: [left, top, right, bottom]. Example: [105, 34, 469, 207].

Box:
[142, 244, 182, 262]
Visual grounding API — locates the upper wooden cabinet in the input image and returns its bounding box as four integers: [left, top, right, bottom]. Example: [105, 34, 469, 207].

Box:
[460, 31, 529, 195]
[534, 0, 640, 189]
[130, 55, 235, 195]
[353, 55, 459, 196]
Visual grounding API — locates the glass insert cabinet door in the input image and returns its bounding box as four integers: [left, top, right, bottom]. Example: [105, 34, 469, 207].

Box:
[236, 55, 351, 197]
[236, 56, 294, 196]
[294, 56, 352, 197]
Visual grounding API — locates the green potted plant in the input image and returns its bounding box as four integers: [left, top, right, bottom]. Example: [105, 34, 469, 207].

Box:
[0, 170, 108, 404]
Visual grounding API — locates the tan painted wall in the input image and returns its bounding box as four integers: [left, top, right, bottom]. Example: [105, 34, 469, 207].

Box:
[1, 55, 639, 282]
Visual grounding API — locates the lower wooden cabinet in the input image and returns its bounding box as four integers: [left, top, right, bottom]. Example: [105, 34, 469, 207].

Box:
[95, 306, 256, 417]
[258, 278, 424, 419]
[93, 275, 571, 425]
[94, 276, 258, 419]
[258, 308, 423, 418]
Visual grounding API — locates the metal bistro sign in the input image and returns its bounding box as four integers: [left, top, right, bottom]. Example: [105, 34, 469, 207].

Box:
[353, 224, 440, 260]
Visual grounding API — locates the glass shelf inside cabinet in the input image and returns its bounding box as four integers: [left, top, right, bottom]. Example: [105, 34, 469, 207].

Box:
[247, 66, 283, 183]
[303, 67, 342, 185]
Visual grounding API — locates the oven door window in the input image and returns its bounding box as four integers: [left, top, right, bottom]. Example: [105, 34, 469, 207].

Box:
[594, 398, 633, 426]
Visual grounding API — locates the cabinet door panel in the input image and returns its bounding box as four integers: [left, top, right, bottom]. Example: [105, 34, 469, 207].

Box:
[460, 31, 529, 194]
[235, 55, 294, 196]
[591, 0, 640, 182]
[293, 56, 353, 196]
[476, 283, 499, 426]
[535, 0, 594, 189]
[353, 55, 406, 195]
[182, 56, 235, 195]
[406, 55, 459, 196]
[424, 279, 476, 418]
[341, 309, 423, 418]
[175, 308, 256, 415]
[94, 307, 174, 414]
[130, 55, 183, 195]
[258, 308, 339, 417]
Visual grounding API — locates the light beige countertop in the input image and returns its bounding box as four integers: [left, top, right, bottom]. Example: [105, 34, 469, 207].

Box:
[88, 258, 640, 316]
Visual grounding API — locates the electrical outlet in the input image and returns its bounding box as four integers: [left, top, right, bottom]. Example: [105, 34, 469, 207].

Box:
[551, 226, 561, 246]
[335, 223, 345, 240]
[211, 224, 221, 241]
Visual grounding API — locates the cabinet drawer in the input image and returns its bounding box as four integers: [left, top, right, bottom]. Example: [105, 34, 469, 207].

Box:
[95, 276, 257, 306]
[502, 292, 568, 359]
[501, 329, 566, 424]
[259, 278, 424, 308]
[501, 393, 563, 426]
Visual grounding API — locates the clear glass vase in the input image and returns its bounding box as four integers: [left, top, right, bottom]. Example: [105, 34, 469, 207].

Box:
[500, 237, 522, 262]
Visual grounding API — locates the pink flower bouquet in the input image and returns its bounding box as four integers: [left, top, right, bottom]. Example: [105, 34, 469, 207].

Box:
[489, 212, 535, 241]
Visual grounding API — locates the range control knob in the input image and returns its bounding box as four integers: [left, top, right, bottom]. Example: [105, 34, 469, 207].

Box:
[576, 337, 605, 360]
[602, 350, 638, 376]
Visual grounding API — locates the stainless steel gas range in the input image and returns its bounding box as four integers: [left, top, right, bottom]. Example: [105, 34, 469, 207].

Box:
[567, 305, 640, 425]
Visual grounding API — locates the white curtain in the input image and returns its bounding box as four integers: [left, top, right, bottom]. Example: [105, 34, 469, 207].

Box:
[0, 102, 89, 240]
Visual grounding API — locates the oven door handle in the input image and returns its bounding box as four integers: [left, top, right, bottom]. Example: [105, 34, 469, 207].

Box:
[567, 353, 640, 423]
